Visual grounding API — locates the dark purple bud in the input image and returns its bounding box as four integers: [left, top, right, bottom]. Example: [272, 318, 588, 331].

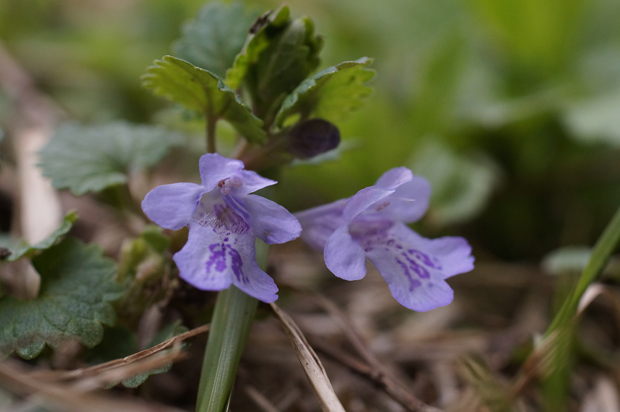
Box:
[288, 119, 340, 159]
[0, 247, 10, 260]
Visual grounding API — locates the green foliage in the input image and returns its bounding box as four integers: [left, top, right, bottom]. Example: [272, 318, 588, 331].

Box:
[225, 5, 324, 126]
[276, 57, 375, 128]
[468, 0, 586, 75]
[0, 239, 122, 359]
[224, 5, 291, 90]
[409, 140, 499, 226]
[116, 226, 171, 327]
[118, 225, 170, 284]
[173, 2, 258, 78]
[85, 326, 137, 365]
[546, 205, 620, 334]
[122, 320, 188, 388]
[531, 205, 620, 411]
[564, 88, 620, 146]
[142, 56, 266, 143]
[38, 122, 181, 196]
[4, 211, 78, 262]
[85, 320, 188, 388]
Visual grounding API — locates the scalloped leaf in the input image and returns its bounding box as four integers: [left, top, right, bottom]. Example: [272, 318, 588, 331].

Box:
[173, 2, 258, 77]
[276, 58, 375, 128]
[0, 238, 122, 359]
[224, 5, 291, 90]
[5, 211, 78, 262]
[39, 122, 181, 196]
[142, 56, 266, 143]
[226, 8, 324, 126]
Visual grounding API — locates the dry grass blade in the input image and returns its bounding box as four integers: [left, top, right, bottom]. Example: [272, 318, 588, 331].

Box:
[270, 302, 346, 412]
[510, 283, 620, 400]
[71, 343, 186, 392]
[581, 376, 620, 412]
[30, 323, 210, 381]
[577, 283, 620, 317]
[0, 359, 185, 412]
[452, 357, 515, 412]
[244, 385, 282, 412]
[313, 293, 380, 366]
[312, 293, 443, 412]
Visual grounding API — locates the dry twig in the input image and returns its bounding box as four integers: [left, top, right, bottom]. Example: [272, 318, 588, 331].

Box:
[30, 323, 210, 382]
[312, 293, 443, 412]
[0, 358, 185, 412]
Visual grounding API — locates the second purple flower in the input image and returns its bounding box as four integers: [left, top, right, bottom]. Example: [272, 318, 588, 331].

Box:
[295, 167, 474, 311]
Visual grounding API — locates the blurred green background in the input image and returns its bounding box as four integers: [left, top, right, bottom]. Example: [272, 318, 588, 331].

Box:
[2, 0, 620, 263]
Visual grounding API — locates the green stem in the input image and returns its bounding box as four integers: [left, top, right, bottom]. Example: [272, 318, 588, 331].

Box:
[537, 204, 620, 411]
[546, 204, 620, 335]
[195, 240, 270, 412]
[206, 111, 217, 154]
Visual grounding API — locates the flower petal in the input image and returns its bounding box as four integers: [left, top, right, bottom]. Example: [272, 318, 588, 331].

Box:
[234, 170, 277, 195]
[174, 222, 278, 302]
[364, 223, 473, 311]
[374, 167, 413, 190]
[295, 199, 347, 250]
[378, 176, 431, 223]
[173, 223, 234, 291]
[142, 183, 206, 230]
[199, 153, 244, 191]
[324, 225, 367, 280]
[412, 233, 474, 279]
[343, 186, 394, 222]
[242, 195, 302, 244]
[231, 241, 279, 303]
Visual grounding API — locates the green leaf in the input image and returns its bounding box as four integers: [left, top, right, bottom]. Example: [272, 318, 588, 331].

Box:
[547, 204, 620, 334]
[224, 5, 291, 90]
[5, 211, 78, 262]
[0, 238, 122, 359]
[276, 58, 374, 128]
[409, 139, 500, 226]
[118, 225, 170, 284]
[142, 56, 266, 143]
[121, 320, 188, 388]
[563, 87, 620, 146]
[115, 226, 171, 326]
[225, 6, 324, 126]
[84, 326, 137, 365]
[39, 122, 181, 196]
[251, 17, 323, 121]
[173, 2, 259, 78]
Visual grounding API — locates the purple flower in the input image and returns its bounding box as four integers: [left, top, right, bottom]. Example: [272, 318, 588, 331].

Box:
[142, 153, 301, 303]
[295, 167, 474, 311]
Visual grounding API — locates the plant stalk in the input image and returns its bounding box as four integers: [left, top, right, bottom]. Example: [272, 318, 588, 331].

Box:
[206, 111, 217, 154]
[195, 240, 269, 412]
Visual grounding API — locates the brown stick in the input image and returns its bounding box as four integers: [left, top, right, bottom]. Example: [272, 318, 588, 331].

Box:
[30, 323, 210, 381]
[0, 358, 186, 412]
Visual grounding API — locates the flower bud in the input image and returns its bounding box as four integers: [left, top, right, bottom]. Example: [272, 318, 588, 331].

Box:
[288, 119, 340, 159]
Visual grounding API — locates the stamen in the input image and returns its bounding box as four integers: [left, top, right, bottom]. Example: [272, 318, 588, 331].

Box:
[374, 201, 390, 211]
[218, 176, 244, 195]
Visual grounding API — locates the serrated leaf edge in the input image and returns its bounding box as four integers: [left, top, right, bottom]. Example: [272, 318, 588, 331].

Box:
[275, 57, 375, 127]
